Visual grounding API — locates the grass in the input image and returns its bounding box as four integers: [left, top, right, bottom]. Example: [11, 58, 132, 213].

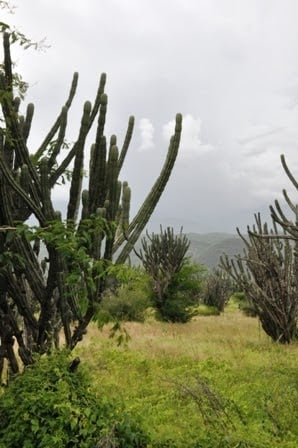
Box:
[74, 310, 298, 447]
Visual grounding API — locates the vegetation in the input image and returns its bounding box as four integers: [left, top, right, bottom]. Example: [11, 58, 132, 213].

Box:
[71, 312, 297, 448]
[137, 227, 205, 322]
[0, 351, 149, 448]
[200, 268, 233, 312]
[0, 31, 182, 376]
[98, 268, 152, 323]
[220, 150, 298, 345]
[1, 310, 297, 447]
[1, 5, 297, 447]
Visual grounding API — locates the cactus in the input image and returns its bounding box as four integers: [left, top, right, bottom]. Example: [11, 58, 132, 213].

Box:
[0, 32, 182, 374]
[220, 212, 298, 343]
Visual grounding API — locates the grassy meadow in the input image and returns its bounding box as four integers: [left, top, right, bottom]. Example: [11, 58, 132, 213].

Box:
[74, 308, 298, 447]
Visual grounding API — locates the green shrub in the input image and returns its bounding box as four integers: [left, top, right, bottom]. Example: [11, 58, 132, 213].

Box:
[156, 262, 206, 323]
[99, 279, 152, 323]
[157, 296, 191, 323]
[0, 351, 149, 448]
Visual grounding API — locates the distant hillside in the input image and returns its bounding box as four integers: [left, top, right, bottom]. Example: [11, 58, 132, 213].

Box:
[129, 232, 245, 270]
[186, 233, 245, 269]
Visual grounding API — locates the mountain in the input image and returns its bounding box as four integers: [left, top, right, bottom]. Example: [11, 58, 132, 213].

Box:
[186, 233, 245, 269]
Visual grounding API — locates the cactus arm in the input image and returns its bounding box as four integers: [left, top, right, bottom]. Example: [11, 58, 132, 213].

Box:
[3, 32, 13, 91]
[103, 145, 119, 260]
[40, 158, 55, 219]
[50, 100, 92, 188]
[118, 115, 134, 173]
[23, 103, 34, 142]
[89, 73, 106, 126]
[88, 135, 107, 213]
[114, 113, 182, 263]
[281, 154, 298, 191]
[87, 93, 108, 212]
[48, 106, 68, 169]
[33, 72, 78, 161]
[66, 101, 91, 221]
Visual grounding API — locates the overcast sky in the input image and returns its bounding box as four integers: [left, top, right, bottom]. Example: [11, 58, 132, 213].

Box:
[2, 0, 298, 233]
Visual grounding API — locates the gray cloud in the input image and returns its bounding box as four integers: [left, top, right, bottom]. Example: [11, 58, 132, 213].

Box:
[2, 0, 298, 233]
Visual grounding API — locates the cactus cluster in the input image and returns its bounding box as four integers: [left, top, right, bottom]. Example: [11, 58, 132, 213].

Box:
[221, 214, 297, 343]
[0, 32, 182, 376]
[221, 154, 298, 343]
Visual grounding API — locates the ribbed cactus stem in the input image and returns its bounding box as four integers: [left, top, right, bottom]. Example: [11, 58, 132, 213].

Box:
[118, 116, 134, 173]
[115, 113, 182, 263]
[89, 73, 107, 125]
[67, 101, 91, 221]
[106, 144, 119, 221]
[81, 189, 89, 220]
[40, 158, 54, 219]
[13, 97, 21, 112]
[96, 93, 108, 139]
[50, 100, 92, 187]
[20, 164, 30, 193]
[120, 182, 131, 230]
[104, 149, 120, 259]
[48, 106, 68, 168]
[89, 136, 107, 213]
[23, 103, 34, 142]
[35, 73, 78, 160]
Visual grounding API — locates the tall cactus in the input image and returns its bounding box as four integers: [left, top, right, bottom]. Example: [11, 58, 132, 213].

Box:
[0, 32, 183, 375]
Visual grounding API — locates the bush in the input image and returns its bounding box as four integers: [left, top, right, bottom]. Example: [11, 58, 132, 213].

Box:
[156, 262, 206, 323]
[99, 283, 152, 322]
[97, 267, 152, 325]
[0, 351, 149, 448]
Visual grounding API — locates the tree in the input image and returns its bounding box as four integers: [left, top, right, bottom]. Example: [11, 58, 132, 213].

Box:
[137, 227, 203, 322]
[0, 32, 182, 378]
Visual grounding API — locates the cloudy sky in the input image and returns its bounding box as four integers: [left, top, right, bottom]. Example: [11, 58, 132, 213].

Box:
[2, 0, 298, 233]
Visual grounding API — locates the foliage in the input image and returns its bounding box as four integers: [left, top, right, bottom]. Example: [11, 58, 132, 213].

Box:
[156, 262, 206, 323]
[0, 351, 149, 448]
[200, 268, 234, 312]
[98, 269, 152, 323]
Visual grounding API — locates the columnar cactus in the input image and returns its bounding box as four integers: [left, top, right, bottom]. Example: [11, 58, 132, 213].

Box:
[0, 32, 183, 375]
